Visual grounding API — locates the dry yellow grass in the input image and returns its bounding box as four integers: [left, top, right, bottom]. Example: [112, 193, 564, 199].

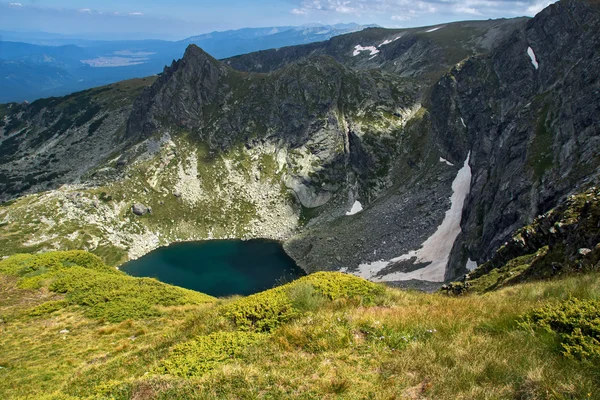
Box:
[1, 266, 599, 399]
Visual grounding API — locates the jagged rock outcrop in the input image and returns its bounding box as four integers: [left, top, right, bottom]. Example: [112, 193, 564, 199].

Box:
[477, 187, 600, 278]
[127, 46, 230, 143]
[125, 45, 423, 210]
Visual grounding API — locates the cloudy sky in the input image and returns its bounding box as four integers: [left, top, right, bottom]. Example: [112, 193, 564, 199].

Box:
[0, 0, 557, 40]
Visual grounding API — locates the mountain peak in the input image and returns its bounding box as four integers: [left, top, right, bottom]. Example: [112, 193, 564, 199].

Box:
[182, 44, 215, 62]
[126, 44, 229, 141]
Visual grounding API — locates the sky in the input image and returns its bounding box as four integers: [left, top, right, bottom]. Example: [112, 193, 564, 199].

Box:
[0, 0, 557, 40]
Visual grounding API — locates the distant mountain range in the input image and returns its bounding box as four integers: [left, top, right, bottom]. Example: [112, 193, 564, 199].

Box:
[0, 24, 376, 103]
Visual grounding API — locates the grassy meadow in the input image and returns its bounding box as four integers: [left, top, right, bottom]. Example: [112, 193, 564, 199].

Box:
[0, 251, 599, 399]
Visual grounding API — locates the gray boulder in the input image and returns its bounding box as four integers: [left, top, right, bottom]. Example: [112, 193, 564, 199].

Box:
[132, 203, 149, 216]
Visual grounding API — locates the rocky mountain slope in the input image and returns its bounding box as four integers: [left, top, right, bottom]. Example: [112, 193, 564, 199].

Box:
[224, 18, 526, 77]
[286, 0, 600, 284]
[0, 0, 599, 287]
[437, 0, 600, 279]
[443, 185, 600, 294]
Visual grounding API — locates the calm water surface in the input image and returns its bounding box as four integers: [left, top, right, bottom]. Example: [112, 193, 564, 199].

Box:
[121, 239, 305, 297]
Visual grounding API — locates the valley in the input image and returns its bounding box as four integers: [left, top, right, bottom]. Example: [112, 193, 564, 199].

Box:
[0, 1, 599, 398]
[1, 0, 598, 287]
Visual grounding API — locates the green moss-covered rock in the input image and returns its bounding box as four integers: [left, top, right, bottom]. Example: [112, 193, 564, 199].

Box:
[26, 300, 68, 317]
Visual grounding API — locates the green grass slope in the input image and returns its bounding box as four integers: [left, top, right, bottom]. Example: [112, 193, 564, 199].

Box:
[1, 250, 599, 399]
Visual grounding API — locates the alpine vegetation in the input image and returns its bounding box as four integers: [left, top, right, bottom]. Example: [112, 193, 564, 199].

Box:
[0, 0, 600, 398]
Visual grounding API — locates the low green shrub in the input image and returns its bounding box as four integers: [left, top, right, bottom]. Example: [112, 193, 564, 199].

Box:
[0, 251, 215, 323]
[90, 379, 133, 399]
[221, 272, 386, 331]
[221, 287, 298, 332]
[302, 272, 386, 304]
[50, 266, 214, 323]
[521, 298, 600, 360]
[0, 253, 37, 275]
[0, 251, 114, 277]
[27, 393, 83, 400]
[27, 300, 67, 317]
[158, 331, 266, 377]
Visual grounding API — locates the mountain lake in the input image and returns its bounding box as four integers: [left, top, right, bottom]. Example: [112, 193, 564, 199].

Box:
[120, 239, 305, 297]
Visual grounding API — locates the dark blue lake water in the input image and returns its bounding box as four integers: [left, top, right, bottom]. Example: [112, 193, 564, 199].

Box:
[121, 239, 305, 297]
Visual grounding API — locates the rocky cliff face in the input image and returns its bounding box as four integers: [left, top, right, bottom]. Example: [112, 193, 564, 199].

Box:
[124, 44, 423, 211]
[431, 0, 600, 278]
[0, 1, 598, 288]
[442, 185, 600, 294]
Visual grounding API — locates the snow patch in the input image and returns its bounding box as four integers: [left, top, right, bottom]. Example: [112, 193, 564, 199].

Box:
[439, 157, 454, 167]
[527, 46, 539, 69]
[466, 258, 478, 271]
[460, 117, 466, 128]
[346, 201, 363, 216]
[354, 152, 472, 282]
[353, 45, 380, 56]
[377, 36, 404, 49]
[425, 26, 444, 33]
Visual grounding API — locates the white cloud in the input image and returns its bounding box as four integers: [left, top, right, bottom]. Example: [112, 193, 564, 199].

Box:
[78, 8, 92, 13]
[290, 0, 558, 18]
[336, 6, 356, 14]
[454, 6, 482, 15]
[129, 12, 144, 16]
[8, 2, 23, 7]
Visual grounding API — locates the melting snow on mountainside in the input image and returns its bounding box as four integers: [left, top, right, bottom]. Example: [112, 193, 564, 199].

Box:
[353, 45, 379, 56]
[344, 152, 472, 282]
